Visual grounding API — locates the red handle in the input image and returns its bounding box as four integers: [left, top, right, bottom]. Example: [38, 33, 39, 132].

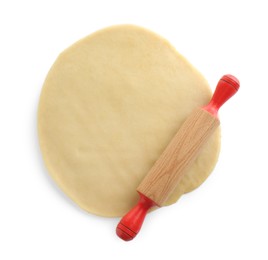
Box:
[203, 74, 240, 116]
[116, 193, 156, 241]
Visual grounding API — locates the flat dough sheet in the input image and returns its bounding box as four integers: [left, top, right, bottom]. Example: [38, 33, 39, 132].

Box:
[38, 25, 220, 217]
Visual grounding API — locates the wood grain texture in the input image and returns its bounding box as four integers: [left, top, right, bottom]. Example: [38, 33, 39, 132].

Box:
[137, 108, 220, 206]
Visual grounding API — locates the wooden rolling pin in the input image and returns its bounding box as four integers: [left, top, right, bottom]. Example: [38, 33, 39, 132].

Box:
[116, 74, 240, 241]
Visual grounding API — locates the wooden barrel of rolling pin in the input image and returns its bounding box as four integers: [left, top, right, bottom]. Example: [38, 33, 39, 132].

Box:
[116, 74, 240, 241]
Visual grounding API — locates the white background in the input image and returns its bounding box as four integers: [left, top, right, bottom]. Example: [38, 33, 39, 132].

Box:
[1, 0, 267, 259]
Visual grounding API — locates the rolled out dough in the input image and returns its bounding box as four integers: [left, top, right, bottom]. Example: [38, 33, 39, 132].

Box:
[38, 25, 220, 217]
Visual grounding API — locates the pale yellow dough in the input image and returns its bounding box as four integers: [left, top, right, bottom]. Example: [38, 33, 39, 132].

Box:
[38, 25, 220, 217]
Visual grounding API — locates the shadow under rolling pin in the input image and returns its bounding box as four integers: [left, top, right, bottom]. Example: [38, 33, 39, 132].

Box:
[116, 75, 240, 241]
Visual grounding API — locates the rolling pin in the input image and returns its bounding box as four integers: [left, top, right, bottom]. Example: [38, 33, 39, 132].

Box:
[116, 74, 240, 241]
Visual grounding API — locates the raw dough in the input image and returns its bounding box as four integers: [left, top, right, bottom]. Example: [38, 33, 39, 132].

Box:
[38, 25, 220, 217]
